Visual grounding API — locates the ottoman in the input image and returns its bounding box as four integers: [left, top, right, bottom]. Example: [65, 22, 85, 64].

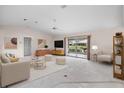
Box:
[56, 57, 66, 65]
[45, 54, 53, 62]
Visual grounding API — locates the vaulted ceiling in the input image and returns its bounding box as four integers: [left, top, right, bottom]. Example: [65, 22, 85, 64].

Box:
[0, 5, 123, 36]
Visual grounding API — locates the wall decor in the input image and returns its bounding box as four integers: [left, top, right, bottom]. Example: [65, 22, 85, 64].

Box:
[38, 39, 46, 48]
[4, 37, 17, 49]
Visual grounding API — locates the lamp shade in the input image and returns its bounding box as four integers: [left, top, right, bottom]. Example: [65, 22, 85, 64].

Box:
[92, 45, 98, 50]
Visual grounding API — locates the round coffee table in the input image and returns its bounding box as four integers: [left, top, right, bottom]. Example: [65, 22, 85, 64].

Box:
[32, 57, 46, 70]
[34, 61, 46, 70]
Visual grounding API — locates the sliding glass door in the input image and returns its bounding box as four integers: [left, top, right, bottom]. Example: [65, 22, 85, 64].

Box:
[67, 36, 88, 59]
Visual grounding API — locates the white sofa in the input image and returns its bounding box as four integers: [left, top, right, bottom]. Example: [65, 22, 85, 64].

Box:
[45, 55, 53, 62]
[97, 53, 113, 63]
[0, 62, 30, 87]
[56, 57, 66, 65]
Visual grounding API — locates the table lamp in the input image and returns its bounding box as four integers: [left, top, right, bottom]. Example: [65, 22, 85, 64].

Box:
[92, 45, 98, 54]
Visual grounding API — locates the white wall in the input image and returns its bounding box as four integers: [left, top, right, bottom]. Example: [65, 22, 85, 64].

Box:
[53, 27, 124, 56]
[81, 27, 124, 54]
[0, 26, 54, 57]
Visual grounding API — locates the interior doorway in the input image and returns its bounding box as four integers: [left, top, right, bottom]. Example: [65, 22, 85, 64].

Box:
[67, 36, 90, 59]
[24, 37, 32, 56]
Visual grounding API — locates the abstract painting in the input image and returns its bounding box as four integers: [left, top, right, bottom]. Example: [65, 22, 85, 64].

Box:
[38, 39, 46, 48]
[4, 37, 17, 49]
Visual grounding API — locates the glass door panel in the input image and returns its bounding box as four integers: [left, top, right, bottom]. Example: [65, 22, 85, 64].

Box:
[76, 39, 87, 58]
[68, 36, 88, 59]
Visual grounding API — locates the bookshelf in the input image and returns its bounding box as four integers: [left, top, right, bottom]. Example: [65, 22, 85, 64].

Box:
[113, 32, 124, 80]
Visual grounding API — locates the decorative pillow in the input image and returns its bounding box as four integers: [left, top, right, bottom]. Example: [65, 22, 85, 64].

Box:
[1, 54, 11, 63]
[9, 57, 19, 62]
[6, 53, 15, 58]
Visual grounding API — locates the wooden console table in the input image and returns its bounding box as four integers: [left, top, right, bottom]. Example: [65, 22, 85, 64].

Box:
[35, 50, 52, 56]
[35, 49, 65, 56]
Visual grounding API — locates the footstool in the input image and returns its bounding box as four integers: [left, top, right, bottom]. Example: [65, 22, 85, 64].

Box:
[34, 61, 46, 70]
[32, 57, 46, 70]
[56, 57, 66, 65]
[45, 54, 53, 62]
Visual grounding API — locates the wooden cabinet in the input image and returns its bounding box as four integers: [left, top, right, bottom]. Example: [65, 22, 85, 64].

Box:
[52, 50, 64, 56]
[35, 50, 52, 56]
[113, 34, 124, 80]
[35, 49, 65, 56]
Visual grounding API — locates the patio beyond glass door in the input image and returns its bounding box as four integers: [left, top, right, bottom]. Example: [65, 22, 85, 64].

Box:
[68, 36, 88, 59]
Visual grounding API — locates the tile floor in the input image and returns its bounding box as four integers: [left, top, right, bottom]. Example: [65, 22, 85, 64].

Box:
[10, 56, 124, 88]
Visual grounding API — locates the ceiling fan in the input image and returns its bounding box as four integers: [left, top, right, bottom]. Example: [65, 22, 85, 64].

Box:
[61, 5, 67, 9]
[52, 26, 57, 30]
[51, 25, 64, 31]
[51, 19, 60, 31]
[50, 18, 64, 32]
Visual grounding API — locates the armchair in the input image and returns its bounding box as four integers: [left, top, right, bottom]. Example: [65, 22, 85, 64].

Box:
[0, 62, 30, 87]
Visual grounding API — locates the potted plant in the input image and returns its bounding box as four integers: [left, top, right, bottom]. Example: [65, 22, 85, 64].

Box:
[44, 45, 48, 49]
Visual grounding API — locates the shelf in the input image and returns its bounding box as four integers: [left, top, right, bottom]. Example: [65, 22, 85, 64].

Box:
[113, 34, 124, 80]
[115, 64, 121, 66]
[114, 44, 123, 47]
[114, 73, 124, 80]
[114, 73, 122, 77]
[114, 54, 122, 56]
[114, 36, 123, 38]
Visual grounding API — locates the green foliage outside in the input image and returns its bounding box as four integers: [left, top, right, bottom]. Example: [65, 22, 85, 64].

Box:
[68, 44, 87, 54]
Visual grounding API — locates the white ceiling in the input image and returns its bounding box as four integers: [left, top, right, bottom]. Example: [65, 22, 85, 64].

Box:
[0, 5, 123, 36]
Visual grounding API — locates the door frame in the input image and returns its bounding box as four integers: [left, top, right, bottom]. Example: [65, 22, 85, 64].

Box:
[24, 37, 32, 57]
[66, 35, 91, 60]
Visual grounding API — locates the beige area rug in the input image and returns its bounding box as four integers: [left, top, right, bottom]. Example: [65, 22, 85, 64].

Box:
[9, 62, 67, 87]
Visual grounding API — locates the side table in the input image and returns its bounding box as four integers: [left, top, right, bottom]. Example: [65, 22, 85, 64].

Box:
[31, 57, 46, 70]
[92, 54, 97, 62]
[34, 61, 46, 70]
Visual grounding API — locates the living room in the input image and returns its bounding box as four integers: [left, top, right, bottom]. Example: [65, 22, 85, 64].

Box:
[1, 5, 124, 88]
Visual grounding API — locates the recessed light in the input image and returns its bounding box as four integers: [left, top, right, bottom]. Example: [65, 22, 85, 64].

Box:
[52, 27, 56, 30]
[24, 19, 28, 21]
[64, 75, 67, 77]
[61, 5, 67, 9]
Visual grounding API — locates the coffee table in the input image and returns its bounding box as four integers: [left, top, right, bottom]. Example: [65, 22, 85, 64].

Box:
[31, 57, 46, 70]
[33, 61, 46, 70]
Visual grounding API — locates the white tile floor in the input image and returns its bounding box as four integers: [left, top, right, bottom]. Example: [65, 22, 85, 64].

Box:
[67, 53, 87, 58]
[10, 56, 124, 88]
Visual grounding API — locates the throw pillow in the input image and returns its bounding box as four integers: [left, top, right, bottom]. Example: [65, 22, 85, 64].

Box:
[6, 53, 15, 58]
[1, 54, 11, 63]
[9, 57, 19, 62]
